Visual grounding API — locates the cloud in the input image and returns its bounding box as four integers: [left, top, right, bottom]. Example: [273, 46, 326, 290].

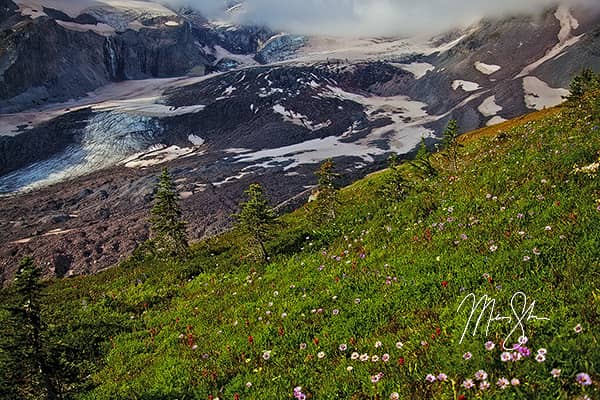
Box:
[166, 0, 597, 37]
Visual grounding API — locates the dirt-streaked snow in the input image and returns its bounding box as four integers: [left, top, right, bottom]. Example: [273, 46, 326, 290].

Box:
[1, 75, 215, 135]
[232, 86, 435, 171]
[522, 76, 568, 110]
[123, 145, 199, 168]
[272, 104, 332, 131]
[288, 31, 471, 64]
[56, 20, 116, 36]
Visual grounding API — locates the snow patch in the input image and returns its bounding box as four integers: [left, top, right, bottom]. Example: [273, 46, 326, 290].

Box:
[522, 76, 568, 110]
[474, 62, 501, 75]
[123, 145, 198, 168]
[56, 20, 116, 36]
[272, 104, 332, 131]
[231, 86, 435, 171]
[487, 116, 507, 126]
[452, 80, 481, 92]
[1, 75, 215, 135]
[393, 62, 435, 79]
[188, 135, 205, 146]
[222, 86, 237, 96]
[212, 171, 252, 187]
[477, 95, 502, 117]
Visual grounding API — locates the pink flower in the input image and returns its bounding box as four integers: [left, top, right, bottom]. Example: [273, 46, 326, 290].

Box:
[479, 381, 490, 390]
[511, 378, 520, 386]
[535, 353, 546, 362]
[382, 353, 390, 362]
[425, 374, 436, 383]
[500, 352, 511, 362]
[537, 348, 547, 355]
[474, 370, 488, 381]
[351, 352, 359, 360]
[518, 336, 528, 345]
[497, 378, 509, 389]
[574, 324, 583, 333]
[576, 373, 592, 386]
[463, 352, 472, 360]
[484, 341, 495, 351]
[462, 379, 475, 389]
[551, 369, 561, 378]
[395, 341, 404, 349]
[437, 373, 448, 382]
[339, 344, 347, 351]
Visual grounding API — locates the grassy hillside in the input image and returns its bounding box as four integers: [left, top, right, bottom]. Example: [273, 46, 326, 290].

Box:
[1, 91, 599, 399]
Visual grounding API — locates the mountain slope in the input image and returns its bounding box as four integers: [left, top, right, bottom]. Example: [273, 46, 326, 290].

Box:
[0, 1, 599, 281]
[3, 89, 597, 399]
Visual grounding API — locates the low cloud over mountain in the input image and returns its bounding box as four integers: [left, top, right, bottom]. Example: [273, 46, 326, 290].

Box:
[168, 0, 599, 36]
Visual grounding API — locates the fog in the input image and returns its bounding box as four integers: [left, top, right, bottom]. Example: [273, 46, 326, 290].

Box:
[164, 0, 597, 37]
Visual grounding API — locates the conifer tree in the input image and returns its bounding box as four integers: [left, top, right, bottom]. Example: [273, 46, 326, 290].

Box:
[441, 119, 462, 172]
[568, 68, 600, 101]
[314, 159, 341, 222]
[410, 138, 437, 179]
[0, 257, 59, 399]
[149, 168, 189, 257]
[381, 153, 410, 202]
[235, 183, 277, 262]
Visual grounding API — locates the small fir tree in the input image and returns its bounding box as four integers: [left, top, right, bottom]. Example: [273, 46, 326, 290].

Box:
[381, 153, 410, 202]
[410, 138, 437, 179]
[314, 159, 341, 222]
[0, 257, 59, 400]
[567, 68, 600, 101]
[441, 119, 462, 172]
[149, 168, 189, 257]
[235, 183, 277, 262]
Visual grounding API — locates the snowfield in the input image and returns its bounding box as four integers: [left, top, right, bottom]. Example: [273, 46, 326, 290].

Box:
[232, 85, 435, 171]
